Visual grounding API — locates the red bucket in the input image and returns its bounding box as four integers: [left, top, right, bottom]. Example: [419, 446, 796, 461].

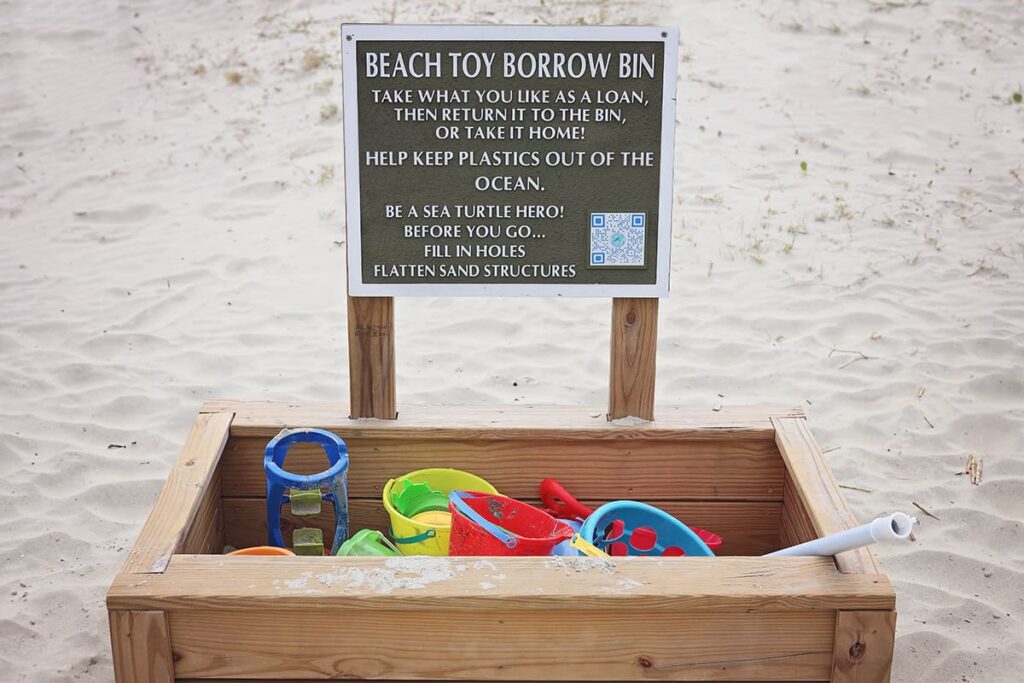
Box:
[449, 491, 573, 556]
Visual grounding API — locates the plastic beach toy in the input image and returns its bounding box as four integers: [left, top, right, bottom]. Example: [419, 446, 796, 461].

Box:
[264, 428, 350, 556]
[550, 518, 582, 556]
[765, 512, 917, 558]
[390, 478, 448, 518]
[540, 478, 724, 552]
[383, 468, 498, 556]
[540, 479, 593, 522]
[336, 529, 400, 557]
[412, 510, 452, 526]
[569, 534, 609, 558]
[228, 546, 295, 557]
[579, 501, 714, 557]
[448, 491, 573, 556]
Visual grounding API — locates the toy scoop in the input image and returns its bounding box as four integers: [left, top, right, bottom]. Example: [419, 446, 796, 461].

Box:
[540, 479, 592, 521]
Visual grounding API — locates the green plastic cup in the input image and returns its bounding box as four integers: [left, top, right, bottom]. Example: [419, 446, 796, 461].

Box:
[336, 529, 400, 557]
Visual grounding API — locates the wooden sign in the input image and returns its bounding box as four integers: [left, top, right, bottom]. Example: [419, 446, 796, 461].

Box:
[342, 25, 677, 297]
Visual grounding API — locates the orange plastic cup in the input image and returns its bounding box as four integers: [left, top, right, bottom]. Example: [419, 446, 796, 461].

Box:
[228, 546, 295, 557]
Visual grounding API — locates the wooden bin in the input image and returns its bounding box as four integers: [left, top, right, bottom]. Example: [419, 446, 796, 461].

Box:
[106, 400, 896, 682]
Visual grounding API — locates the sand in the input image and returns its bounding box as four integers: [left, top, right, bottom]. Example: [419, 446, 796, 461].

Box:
[1, 0, 1022, 680]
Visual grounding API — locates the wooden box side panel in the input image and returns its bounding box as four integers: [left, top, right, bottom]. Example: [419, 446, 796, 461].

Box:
[118, 411, 232, 574]
[107, 555, 895, 681]
[780, 470, 817, 549]
[219, 436, 786, 500]
[772, 418, 880, 575]
[168, 608, 835, 681]
[180, 468, 224, 555]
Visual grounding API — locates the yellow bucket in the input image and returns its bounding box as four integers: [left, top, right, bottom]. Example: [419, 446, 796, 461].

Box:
[383, 468, 498, 555]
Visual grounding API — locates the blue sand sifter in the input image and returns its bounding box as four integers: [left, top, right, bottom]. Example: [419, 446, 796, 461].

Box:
[578, 500, 714, 557]
[264, 428, 349, 555]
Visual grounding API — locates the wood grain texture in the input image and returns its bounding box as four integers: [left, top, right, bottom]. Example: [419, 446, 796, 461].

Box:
[219, 436, 785, 500]
[107, 555, 894, 612]
[780, 470, 818, 550]
[119, 412, 232, 574]
[347, 296, 397, 419]
[168, 607, 835, 680]
[609, 297, 659, 421]
[831, 611, 896, 683]
[221, 497, 783, 556]
[179, 469, 223, 555]
[200, 400, 804, 439]
[108, 610, 174, 683]
[772, 418, 881, 575]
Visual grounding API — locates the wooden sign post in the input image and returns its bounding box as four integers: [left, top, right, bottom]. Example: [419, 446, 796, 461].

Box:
[346, 296, 396, 419]
[609, 297, 658, 420]
[343, 25, 676, 421]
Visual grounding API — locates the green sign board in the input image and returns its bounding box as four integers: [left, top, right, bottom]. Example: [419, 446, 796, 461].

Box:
[342, 25, 677, 297]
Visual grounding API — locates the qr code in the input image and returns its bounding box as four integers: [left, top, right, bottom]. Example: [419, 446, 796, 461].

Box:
[590, 212, 646, 267]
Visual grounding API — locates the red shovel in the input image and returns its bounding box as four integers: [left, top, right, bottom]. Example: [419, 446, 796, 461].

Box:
[539, 478, 724, 552]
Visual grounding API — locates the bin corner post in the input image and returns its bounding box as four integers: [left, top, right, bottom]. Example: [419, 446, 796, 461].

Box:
[109, 609, 174, 683]
[347, 295, 397, 419]
[608, 297, 658, 421]
[831, 610, 896, 682]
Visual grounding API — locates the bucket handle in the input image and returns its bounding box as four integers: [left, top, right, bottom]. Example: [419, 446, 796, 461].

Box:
[390, 528, 437, 545]
[449, 491, 517, 549]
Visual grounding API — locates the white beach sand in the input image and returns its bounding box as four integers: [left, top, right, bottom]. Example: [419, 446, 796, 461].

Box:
[2, 0, 1022, 680]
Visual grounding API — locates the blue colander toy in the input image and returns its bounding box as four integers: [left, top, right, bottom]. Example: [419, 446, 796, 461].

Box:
[578, 501, 715, 557]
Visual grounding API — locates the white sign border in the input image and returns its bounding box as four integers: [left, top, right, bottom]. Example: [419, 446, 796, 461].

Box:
[342, 24, 678, 298]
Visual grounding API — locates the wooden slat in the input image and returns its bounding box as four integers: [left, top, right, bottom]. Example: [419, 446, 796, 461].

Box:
[221, 497, 783, 557]
[772, 418, 880, 575]
[200, 400, 804, 439]
[180, 469, 223, 555]
[347, 296, 397, 419]
[177, 680, 821, 683]
[168, 607, 834, 680]
[831, 611, 896, 682]
[119, 412, 233, 574]
[107, 555, 894, 612]
[108, 610, 174, 683]
[780, 470, 818, 550]
[609, 297, 659, 421]
[219, 436, 785, 500]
